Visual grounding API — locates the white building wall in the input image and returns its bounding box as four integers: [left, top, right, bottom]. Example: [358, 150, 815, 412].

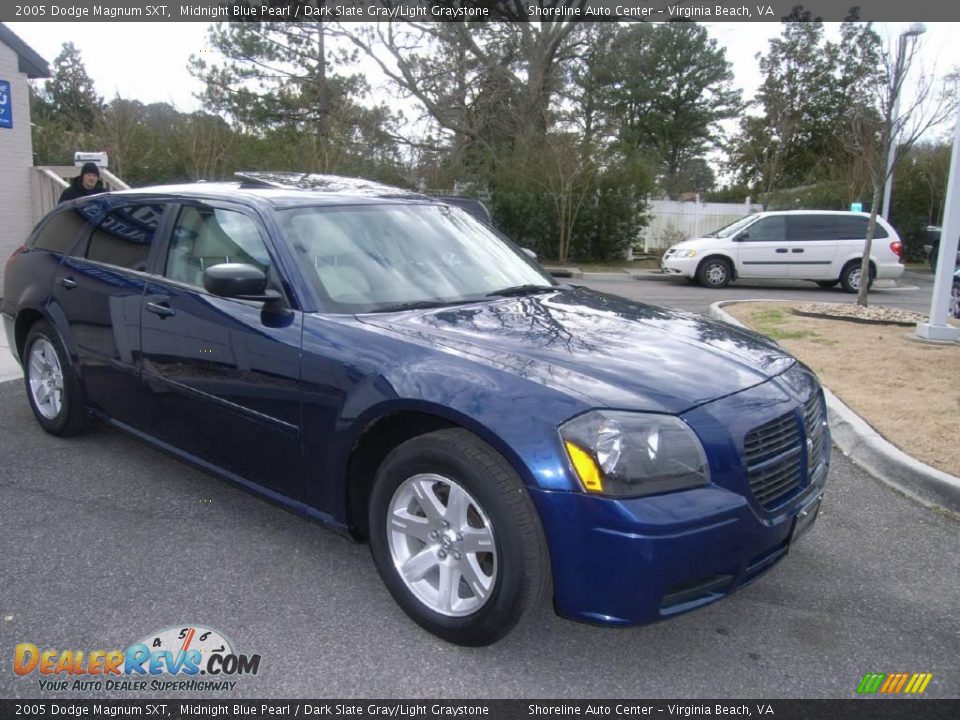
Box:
[640, 198, 762, 252]
[0, 40, 35, 296]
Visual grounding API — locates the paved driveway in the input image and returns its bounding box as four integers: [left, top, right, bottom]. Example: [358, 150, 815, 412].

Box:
[572, 269, 937, 316]
[1, 375, 957, 699]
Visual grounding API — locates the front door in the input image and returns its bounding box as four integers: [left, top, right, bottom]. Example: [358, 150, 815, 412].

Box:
[139, 202, 305, 501]
[735, 215, 789, 278]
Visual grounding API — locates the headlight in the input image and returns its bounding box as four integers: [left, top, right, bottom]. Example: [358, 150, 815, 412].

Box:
[560, 411, 710, 497]
[673, 249, 697, 258]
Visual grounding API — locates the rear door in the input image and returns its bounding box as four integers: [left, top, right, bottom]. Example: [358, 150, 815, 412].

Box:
[734, 215, 789, 277]
[139, 201, 306, 500]
[786, 214, 839, 278]
[51, 199, 171, 426]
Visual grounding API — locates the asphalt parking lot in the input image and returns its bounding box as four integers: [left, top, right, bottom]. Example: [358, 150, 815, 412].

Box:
[1, 272, 957, 699]
[573, 268, 939, 315]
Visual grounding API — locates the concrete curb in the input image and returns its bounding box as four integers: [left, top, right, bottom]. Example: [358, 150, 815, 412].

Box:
[708, 299, 960, 514]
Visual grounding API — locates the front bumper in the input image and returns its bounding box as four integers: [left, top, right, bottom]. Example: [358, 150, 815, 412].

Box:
[660, 253, 699, 278]
[531, 376, 829, 627]
[530, 481, 824, 626]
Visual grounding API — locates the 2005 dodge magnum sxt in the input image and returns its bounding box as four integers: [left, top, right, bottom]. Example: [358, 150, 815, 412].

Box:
[2, 173, 828, 645]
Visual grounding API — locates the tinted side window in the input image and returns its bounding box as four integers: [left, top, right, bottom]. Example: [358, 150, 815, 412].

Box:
[744, 216, 786, 242]
[32, 207, 90, 254]
[165, 206, 271, 287]
[835, 216, 868, 240]
[87, 204, 164, 270]
[787, 215, 837, 241]
[834, 216, 889, 239]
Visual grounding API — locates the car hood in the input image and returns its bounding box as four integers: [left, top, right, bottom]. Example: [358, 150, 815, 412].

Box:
[357, 288, 794, 414]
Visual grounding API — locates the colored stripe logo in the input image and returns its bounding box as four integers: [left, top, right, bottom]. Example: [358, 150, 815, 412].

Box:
[857, 673, 933, 694]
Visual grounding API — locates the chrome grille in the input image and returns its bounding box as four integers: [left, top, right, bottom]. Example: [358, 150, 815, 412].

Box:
[744, 412, 802, 509]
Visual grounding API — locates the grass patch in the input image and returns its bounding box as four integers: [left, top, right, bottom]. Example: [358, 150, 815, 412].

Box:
[745, 307, 822, 341]
[724, 300, 960, 479]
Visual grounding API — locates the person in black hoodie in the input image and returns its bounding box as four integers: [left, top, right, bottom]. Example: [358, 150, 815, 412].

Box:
[59, 162, 107, 203]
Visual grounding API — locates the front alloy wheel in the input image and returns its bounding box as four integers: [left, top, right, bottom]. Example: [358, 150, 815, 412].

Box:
[387, 474, 497, 617]
[369, 429, 549, 646]
[697, 258, 732, 289]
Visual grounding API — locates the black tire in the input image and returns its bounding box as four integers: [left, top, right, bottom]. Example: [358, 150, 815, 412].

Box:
[815, 280, 839, 289]
[929, 247, 938, 272]
[696, 257, 733, 289]
[368, 428, 550, 646]
[22, 320, 89, 436]
[839, 262, 875, 294]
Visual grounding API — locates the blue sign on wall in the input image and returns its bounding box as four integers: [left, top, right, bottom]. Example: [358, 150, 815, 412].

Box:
[0, 80, 11, 129]
[850, 202, 863, 212]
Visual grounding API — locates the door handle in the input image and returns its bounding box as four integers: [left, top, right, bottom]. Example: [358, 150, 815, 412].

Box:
[775, 248, 788, 253]
[60, 277, 78, 289]
[146, 301, 176, 318]
[792, 248, 805, 253]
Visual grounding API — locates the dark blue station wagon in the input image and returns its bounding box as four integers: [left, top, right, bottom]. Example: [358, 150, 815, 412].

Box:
[2, 173, 829, 645]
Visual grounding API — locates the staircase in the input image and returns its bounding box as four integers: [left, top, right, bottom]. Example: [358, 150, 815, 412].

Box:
[31, 166, 130, 225]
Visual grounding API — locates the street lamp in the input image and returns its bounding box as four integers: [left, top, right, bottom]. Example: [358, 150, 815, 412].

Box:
[881, 22, 926, 221]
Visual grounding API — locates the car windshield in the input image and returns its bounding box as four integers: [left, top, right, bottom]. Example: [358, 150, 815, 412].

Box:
[278, 203, 555, 313]
[704, 214, 759, 238]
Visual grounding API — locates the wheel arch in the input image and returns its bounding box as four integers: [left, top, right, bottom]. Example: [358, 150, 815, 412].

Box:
[839, 255, 877, 276]
[343, 404, 541, 541]
[14, 308, 48, 362]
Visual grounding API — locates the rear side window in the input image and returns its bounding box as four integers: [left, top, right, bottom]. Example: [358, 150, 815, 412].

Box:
[86, 204, 165, 271]
[787, 215, 837, 241]
[835, 215, 888, 239]
[32, 207, 90, 254]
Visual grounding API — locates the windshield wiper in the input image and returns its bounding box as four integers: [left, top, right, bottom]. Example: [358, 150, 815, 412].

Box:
[485, 284, 557, 298]
[371, 299, 472, 313]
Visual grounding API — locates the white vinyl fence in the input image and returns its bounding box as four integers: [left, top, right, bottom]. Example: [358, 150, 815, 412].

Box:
[638, 197, 762, 253]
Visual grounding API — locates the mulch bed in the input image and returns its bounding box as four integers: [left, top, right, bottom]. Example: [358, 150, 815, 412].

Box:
[792, 302, 926, 327]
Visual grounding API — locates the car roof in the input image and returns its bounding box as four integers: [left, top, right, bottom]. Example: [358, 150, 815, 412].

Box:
[756, 210, 880, 219]
[106, 172, 435, 210]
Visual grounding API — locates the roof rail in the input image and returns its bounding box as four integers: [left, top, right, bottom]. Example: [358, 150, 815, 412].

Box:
[234, 171, 309, 189]
[233, 171, 424, 199]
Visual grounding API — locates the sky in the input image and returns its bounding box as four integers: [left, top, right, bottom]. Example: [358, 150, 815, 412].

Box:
[6, 20, 960, 133]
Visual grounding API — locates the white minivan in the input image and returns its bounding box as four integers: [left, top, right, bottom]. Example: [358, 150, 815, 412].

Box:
[660, 210, 904, 292]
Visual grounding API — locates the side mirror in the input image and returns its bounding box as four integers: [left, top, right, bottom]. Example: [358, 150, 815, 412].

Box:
[735, 232, 749, 242]
[203, 263, 282, 303]
[522, 247, 539, 261]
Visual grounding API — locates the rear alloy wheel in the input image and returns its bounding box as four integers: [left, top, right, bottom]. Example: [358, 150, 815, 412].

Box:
[696, 258, 732, 289]
[369, 429, 549, 646]
[23, 321, 89, 436]
[840, 262, 874, 294]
